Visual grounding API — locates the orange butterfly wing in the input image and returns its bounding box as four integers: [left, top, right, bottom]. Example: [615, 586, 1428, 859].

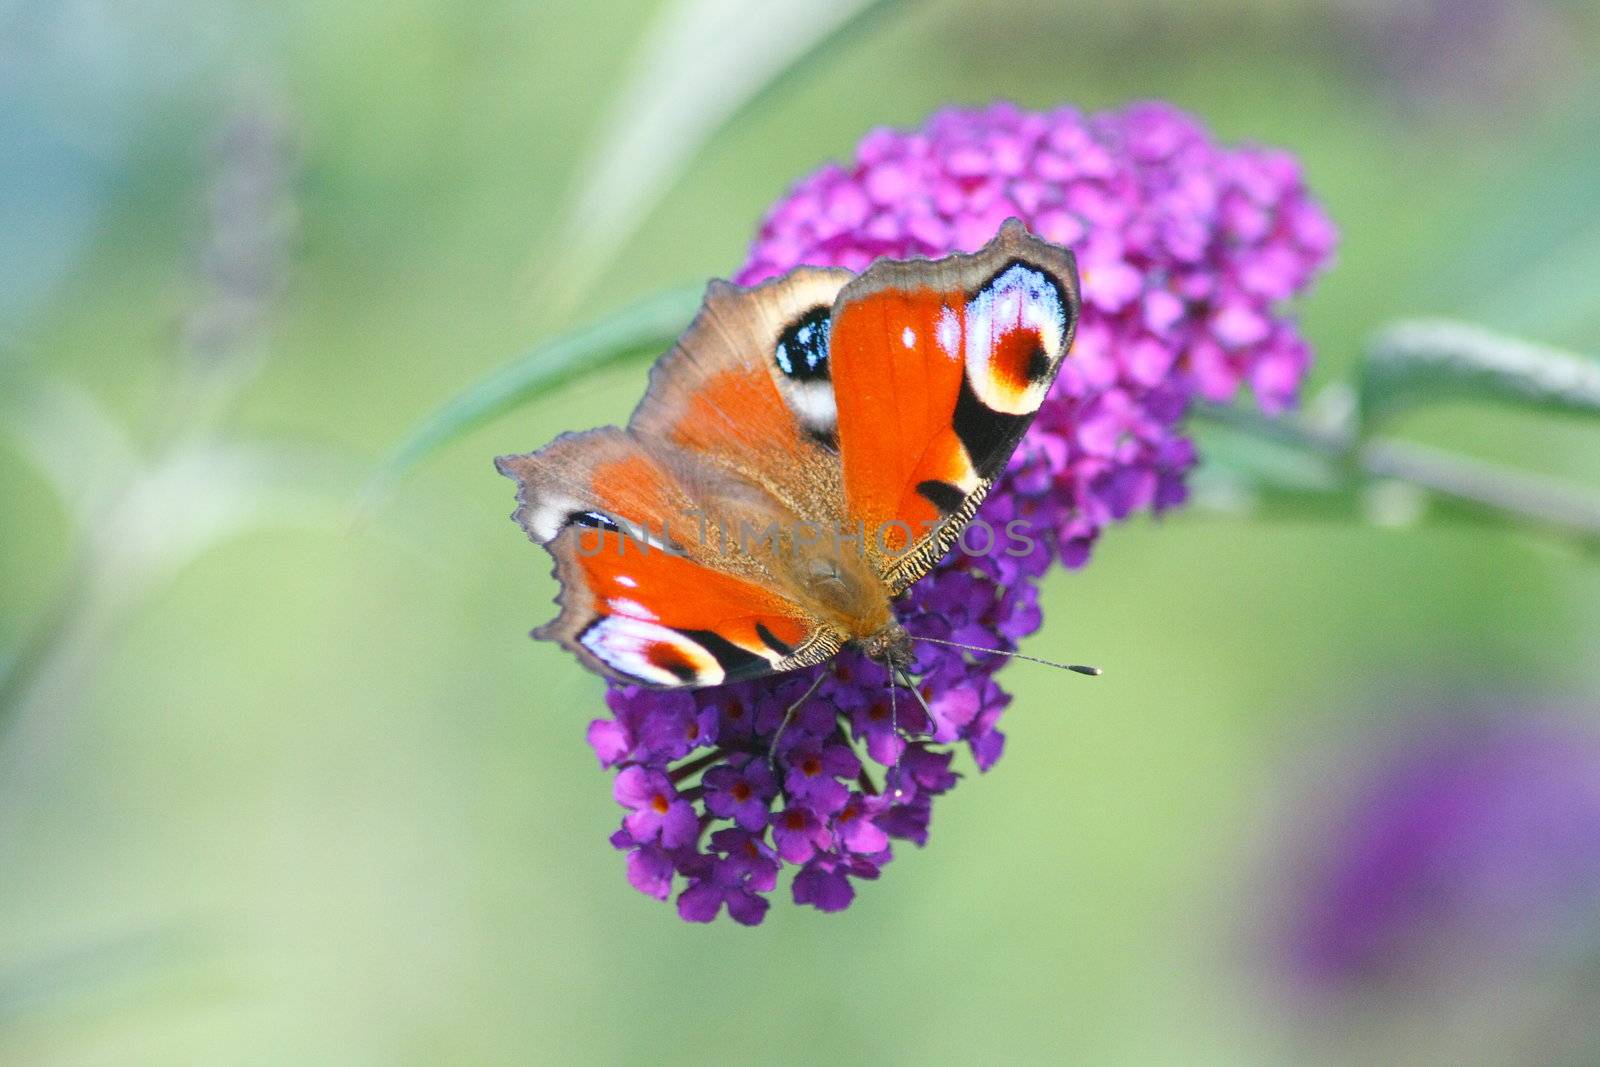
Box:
[496, 267, 858, 688]
[827, 220, 1081, 590]
[628, 268, 851, 526]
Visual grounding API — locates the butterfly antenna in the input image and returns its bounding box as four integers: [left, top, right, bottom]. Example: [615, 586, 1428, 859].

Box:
[769, 667, 829, 771]
[911, 635, 1102, 676]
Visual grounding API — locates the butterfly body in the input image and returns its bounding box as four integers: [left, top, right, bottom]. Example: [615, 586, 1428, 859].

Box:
[498, 220, 1080, 689]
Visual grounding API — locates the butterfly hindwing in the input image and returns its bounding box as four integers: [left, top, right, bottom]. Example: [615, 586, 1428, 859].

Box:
[825, 219, 1081, 591]
[496, 428, 837, 688]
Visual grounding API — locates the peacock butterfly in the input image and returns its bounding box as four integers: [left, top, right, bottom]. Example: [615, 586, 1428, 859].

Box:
[497, 220, 1082, 689]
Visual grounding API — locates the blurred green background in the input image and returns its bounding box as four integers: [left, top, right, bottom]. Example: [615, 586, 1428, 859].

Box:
[4, 0, 1600, 1062]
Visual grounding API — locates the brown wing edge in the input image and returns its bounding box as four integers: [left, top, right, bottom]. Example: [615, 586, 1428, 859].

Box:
[833, 218, 1079, 313]
[495, 427, 622, 547]
[627, 267, 854, 442]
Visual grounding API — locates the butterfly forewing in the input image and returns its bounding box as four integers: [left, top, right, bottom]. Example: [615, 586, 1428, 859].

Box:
[825, 219, 1081, 592]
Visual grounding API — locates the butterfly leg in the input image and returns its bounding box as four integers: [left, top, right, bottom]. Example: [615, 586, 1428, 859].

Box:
[895, 668, 937, 740]
[768, 666, 830, 771]
[885, 672, 907, 801]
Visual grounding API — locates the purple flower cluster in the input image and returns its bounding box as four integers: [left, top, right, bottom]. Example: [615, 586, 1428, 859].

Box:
[741, 100, 1334, 565]
[594, 102, 1333, 922]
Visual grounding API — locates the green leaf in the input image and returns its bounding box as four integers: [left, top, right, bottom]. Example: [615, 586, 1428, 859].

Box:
[1360, 318, 1600, 424]
[536, 0, 901, 316]
[362, 284, 703, 507]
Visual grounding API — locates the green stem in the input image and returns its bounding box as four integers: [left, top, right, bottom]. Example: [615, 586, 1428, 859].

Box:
[1196, 403, 1600, 547]
[1361, 438, 1600, 542]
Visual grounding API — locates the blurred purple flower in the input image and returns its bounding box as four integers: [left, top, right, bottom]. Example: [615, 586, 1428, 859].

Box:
[597, 101, 1333, 922]
[1284, 709, 1600, 992]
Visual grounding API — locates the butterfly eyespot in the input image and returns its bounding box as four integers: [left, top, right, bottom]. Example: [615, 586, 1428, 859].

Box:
[964, 261, 1068, 416]
[569, 509, 623, 532]
[579, 616, 724, 687]
[774, 307, 831, 382]
[952, 375, 1029, 481]
[772, 305, 839, 448]
[645, 644, 699, 684]
[1024, 343, 1051, 381]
